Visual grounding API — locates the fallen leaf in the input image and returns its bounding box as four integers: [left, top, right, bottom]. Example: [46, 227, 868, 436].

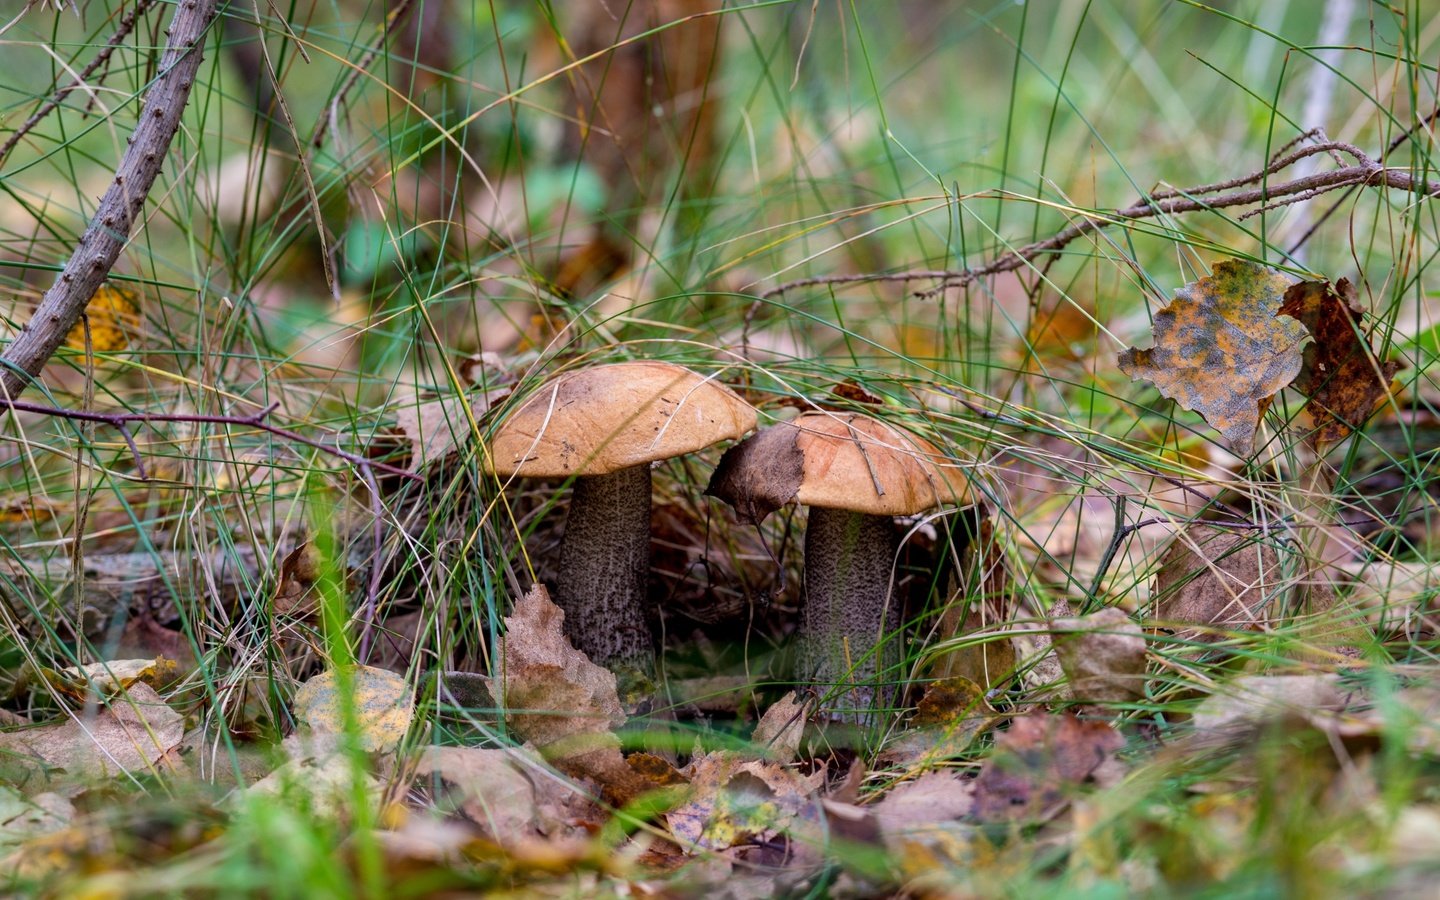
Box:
[879, 676, 995, 766]
[1191, 674, 1346, 732]
[873, 771, 976, 834]
[1279, 277, 1403, 446]
[65, 283, 140, 353]
[1152, 524, 1281, 642]
[292, 665, 414, 754]
[0, 788, 73, 854]
[971, 712, 1125, 822]
[416, 746, 565, 846]
[704, 419, 805, 524]
[43, 657, 179, 701]
[0, 683, 183, 777]
[394, 388, 508, 471]
[274, 540, 321, 616]
[751, 691, 806, 764]
[1119, 259, 1308, 455]
[498, 584, 649, 803]
[1053, 608, 1148, 705]
[665, 752, 824, 852]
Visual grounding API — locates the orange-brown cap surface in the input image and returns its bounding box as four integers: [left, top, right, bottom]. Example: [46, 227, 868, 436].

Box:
[488, 361, 756, 477]
[706, 411, 970, 522]
[792, 413, 969, 514]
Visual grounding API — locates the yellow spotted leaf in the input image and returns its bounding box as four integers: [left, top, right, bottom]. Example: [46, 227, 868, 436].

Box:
[65, 284, 140, 354]
[1118, 260, 1309, 455]
[292, 665, 413, 754]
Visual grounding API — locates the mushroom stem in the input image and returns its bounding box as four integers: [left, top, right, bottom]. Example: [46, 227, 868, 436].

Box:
[799, 507, 900, 720]
[555, 464, 656, 672]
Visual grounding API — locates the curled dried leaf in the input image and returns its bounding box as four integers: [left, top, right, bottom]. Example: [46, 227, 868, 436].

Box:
[704, 421, 804, 524]
[1279, 277, 1404, 446]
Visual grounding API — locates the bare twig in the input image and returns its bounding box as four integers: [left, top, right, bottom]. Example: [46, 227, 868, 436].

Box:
[1289, 105, 1440, 254]
[0, 0, 158, 166]
[0, 0, 218, 399]
[760, 141, 1440, 300]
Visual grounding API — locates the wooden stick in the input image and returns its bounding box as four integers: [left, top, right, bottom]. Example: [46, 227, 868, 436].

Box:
[0, 0, 219, 399]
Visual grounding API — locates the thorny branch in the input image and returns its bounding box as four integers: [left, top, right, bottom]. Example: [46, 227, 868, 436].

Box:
[757, 139, 1440, 302]
[0, 0, 218, 399]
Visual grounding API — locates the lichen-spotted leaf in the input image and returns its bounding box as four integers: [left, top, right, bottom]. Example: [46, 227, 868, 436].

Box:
[1278, 278, 1403, 447]
[65, 283, 140, 354]
[1118, 259, 1309, 456]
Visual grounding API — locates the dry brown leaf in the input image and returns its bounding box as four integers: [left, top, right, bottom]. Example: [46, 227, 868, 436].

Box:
[44, 657, 179, 701]
[0, 683, 182, 777]
[751, 691, 806, 764]
[666, 751, 825, 852]
[1153, 525, 1281, 642]
[971, 712, 1125, 822]
[1191, 674, 1347, 732]
[873, 771, 976, 835]
[879, 676, 996, 766]
[274, 540, 321, 616]
[415, 745, 578, 846]
[704, 420, 804, 524]
[1119, 259, 1308, 455]
[1279, 278, 1403, 446]
[1053, 608, 1148, 705]
[292, 665, 414, 755]
[499, 584, 650, 804]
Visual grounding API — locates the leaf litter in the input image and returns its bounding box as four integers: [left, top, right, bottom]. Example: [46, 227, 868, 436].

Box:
[3, 259, 1438, 894]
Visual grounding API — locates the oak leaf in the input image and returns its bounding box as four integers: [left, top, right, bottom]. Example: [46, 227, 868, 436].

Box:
[1278, 278, 1403, 446]
[1119, 260, 1309, 455]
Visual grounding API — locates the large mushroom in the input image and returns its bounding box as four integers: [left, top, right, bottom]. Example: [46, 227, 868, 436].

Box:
[488, 361, 756, 674]
[706, 411, 970, 719]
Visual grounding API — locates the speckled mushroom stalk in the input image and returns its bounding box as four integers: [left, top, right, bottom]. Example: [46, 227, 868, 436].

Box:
[799, 506, 903, 716]
[554, 463, 654, 668]
[707, 412, 970, 723]
[489, 361, 756, 676]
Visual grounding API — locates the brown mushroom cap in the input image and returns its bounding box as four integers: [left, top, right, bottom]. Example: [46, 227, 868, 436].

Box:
[791, 412, 969, 515]
[488, 361, 757, 478]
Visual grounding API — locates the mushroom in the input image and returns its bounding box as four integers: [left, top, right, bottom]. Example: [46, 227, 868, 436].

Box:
[706, 411, 969, 719]
[488, 361, 756, 674]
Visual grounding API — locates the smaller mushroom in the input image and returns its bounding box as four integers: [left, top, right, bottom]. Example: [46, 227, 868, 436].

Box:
[488, 361, 756, 675]
[707, 412, 969, 721]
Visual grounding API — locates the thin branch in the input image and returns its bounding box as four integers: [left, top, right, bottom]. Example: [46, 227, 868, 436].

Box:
[760, 141, 1440, 300]
[0, 0, 219, 399]
[0, 0, 158, 166]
